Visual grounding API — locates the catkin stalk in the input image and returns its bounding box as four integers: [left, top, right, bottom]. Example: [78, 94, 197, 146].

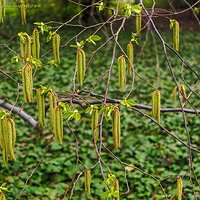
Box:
[84, 168, 91, 196]
[22, 63, 33, 103]
[118, 55, 126, 91]
[32, 28, 40, 59]
[173, 20, 179, 51]
[152, 90, 161, 123]
[112, 107, 121, 150]
[127, 42, 134, 77]
[136, 13, 141, 36]
[177, 176, 183, 200]
[36, 88, 45, 129]
[91, 109, 99, 141]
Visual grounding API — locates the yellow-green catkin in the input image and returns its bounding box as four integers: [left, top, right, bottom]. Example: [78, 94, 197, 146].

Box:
[172, 20, 179, 51]
[173, 86, 177, 102]
[6, 118, 16, 160]
[0, 111, 3, 150]
[91, 108, 99, 141]
[52, 33, 61, 64]
[84, 168, 91, 196]
[0, 0, 6, 23]
[112, 107, 121, 150]
[179, 84, 186, 99]
[22, 63, 33, 103]
[114, 179, 120, 200]
[24, 34, 31, 59]
[20, 0, 27, 25]
[19, 33, 31, 63]
[80, 48, 86, 79]
[36, 88, 45, 129]
[127, 42, 134, 77]
[20, 35, 25, 63]
[136, 13, 141, 36]
[118, 55, 126, 91]
[76, 48, 86, 86]
[173, 84, 186, 102]
[32, 28, 40, 59]
[48, 91, 57, 130]
[0, 116, 16, 165]
[53, 106, 63, 144]
[177, 176, 183, 200]
[152, 90, 161, 123]
[0, 191, 6, 200]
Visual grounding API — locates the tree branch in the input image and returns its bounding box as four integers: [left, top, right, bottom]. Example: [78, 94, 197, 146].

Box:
[0, 95, 199, 130]
[0, 99, 38, 128]
[60, 98, 200, 114]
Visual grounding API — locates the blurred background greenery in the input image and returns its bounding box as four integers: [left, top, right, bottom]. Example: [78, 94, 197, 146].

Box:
[0, 0, 200, 199]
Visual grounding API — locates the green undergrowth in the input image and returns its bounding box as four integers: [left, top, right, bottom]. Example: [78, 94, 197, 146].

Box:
[0, 27, 200, 199]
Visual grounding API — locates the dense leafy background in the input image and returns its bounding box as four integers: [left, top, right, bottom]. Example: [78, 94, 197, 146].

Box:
[0, 3, 200, 200]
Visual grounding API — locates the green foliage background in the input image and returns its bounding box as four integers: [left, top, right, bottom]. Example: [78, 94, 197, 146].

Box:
[0, 1, 200, 199]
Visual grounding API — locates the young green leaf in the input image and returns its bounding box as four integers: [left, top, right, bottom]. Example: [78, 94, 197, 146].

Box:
[194, 7, 199, 15]
[97, 2, 104, 12]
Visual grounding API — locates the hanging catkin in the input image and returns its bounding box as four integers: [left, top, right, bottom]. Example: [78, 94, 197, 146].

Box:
[19, 35, 25, 63]
[24, 33, 31, 59]
[127, 42, 134, 77]
[173, 86, 177, 102]
[0, 116, 16, 165]
[19, 33, 31, 63]
[0, 112, 3, 150]
[177, 176, 183, 200]
[52, 33, 61, 64]
[118, 55, 126, 91]
[84, 168, 91, 196]
[173, 84, 186, 102]
[32, 28, 40, 59]
[152, 90, 161, 123]
[179, 84, 186, 99]
[135, 13, 141, 36]
[20, 0, 27, 25]
[76, 48, 86, 86]
[6, 118, 16, 160]
[91, 108, 99, 141]
[48, 91, 57, 130]
[80, 48, 86, 79]
[22, 63, 33, 103]
[36, 88, 45, 129]
[112, 107, 121, 150]
[0, 191, 6, 200]
[114, 179, 120, 200]
[172, 20, 179, 51]
[0, 0, 6, 23]
[53, 106, 63, 144]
